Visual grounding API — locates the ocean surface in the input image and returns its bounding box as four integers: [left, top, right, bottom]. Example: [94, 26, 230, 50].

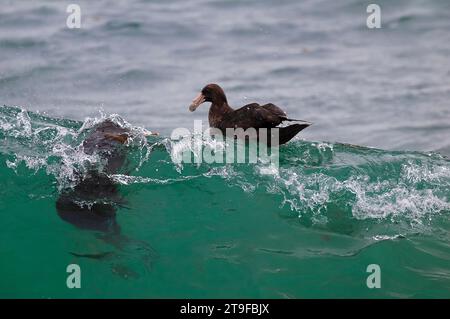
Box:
[1, 0, 450, 298]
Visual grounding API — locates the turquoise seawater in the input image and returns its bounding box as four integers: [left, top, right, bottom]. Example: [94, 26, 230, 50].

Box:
[1, 0, 450, 298]
[1, 105, 449, 298]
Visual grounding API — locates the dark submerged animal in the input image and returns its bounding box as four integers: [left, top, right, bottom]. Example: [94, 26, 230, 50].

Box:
[56, 120, 130, 233]
[189, 83, 311, 145]
[55, 121, 158, 269]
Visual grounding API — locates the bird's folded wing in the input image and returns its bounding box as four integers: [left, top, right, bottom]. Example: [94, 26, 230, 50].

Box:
[221, 103, 287, 129]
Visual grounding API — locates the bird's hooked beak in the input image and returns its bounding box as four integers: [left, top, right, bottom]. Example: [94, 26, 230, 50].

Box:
[189, 93, 206, 112]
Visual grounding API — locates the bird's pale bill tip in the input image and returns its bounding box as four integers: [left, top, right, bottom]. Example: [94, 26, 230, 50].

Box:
[144, 131, 159, 136]
[189, 93, 205, 112]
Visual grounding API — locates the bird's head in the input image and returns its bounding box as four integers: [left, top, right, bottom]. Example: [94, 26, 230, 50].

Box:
[189, 83, 227, 112]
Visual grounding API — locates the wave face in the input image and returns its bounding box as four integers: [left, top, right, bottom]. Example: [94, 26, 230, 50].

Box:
[1, 106, 450, 298]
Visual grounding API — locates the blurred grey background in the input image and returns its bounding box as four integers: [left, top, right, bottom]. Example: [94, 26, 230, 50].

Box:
[0, 0, 449, 153]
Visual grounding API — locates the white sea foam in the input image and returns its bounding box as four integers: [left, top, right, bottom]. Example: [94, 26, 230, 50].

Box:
[1, 107, 155, 190]
[252, 143, 450, 226]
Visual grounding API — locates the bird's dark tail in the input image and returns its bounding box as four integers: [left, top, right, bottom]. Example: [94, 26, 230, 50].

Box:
[277, 123, 311, 145]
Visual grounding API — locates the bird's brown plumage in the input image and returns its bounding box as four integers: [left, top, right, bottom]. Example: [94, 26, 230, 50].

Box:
[189, 83, 311, 145]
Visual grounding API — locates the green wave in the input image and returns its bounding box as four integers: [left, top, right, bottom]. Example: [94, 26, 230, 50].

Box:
[1, 105, 449, 239]
[2, 105, 450, 297]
